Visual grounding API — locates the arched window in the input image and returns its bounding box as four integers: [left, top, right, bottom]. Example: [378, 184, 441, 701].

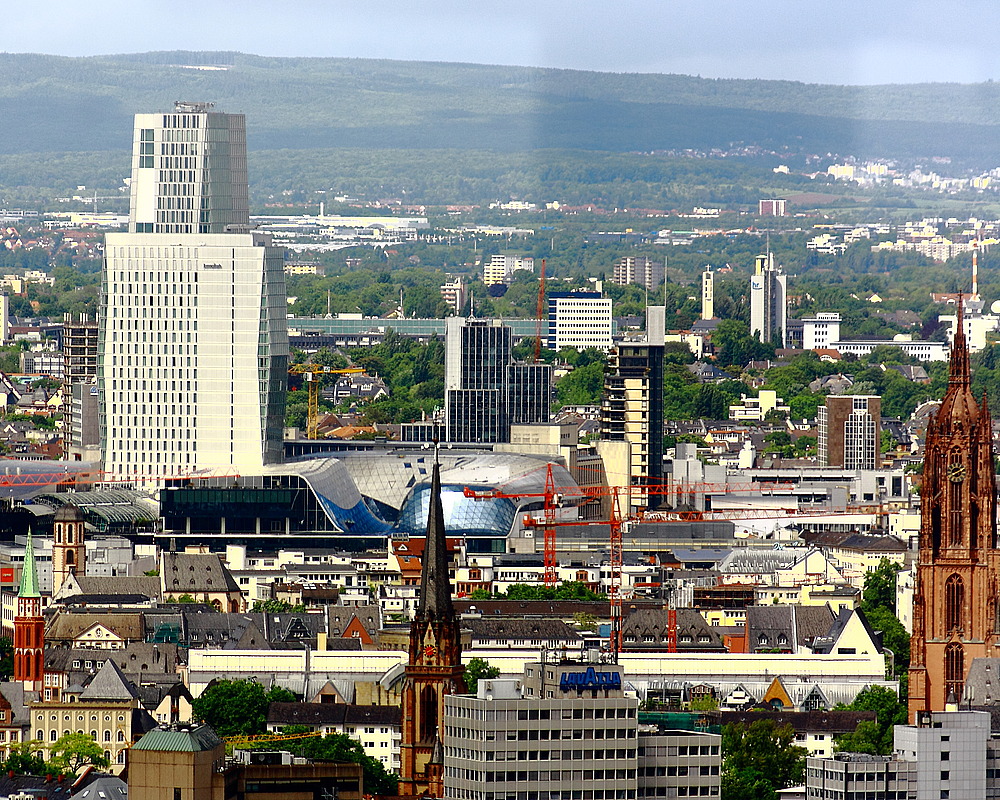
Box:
[946, 574, 965, 632]
[104, 730, 111, 742]
[946, 642, 965, 702]
[66, 550, 74, 566]
[420, 685, 437, 741]
[949, 456, 963, 546]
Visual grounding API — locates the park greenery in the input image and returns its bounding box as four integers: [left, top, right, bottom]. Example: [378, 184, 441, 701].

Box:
[2, 733, 109, 778]
[834, 685, 909, 756]
[463, 657, 501, 693]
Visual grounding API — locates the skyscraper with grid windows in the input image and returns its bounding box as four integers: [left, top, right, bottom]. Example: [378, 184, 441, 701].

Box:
[99, 103, 288, 480]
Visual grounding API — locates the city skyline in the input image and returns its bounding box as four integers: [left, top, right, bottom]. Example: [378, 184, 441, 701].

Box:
[5, 1, 1000, 86]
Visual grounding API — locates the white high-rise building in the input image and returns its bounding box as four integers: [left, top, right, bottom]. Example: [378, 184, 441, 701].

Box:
[99, 103, 288, 480]
[749, 252, 787, 346]
[546, 291, 614, 351]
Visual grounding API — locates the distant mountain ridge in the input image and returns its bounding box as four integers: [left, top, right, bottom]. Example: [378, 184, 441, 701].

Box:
[2, 51, 1000, 166]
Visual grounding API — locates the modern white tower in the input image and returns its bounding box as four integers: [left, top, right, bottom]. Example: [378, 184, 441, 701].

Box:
[701, 266, 714, 320]
[99, 103, 288, 481]
[749, 252, 787, 347]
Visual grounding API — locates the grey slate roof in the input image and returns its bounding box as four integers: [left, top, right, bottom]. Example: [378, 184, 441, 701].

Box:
[161, 551, 242, 594]
[746, 605, 835, 652]
[622, 608, 726, 652]
[465, 618, 582, 643]
[69, 776, 128, 800]
[79, 658, 141, 701]
[71, 575, 160, 598]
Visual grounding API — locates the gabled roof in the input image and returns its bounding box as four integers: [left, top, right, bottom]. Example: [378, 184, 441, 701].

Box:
[80, 659, 140, 702]
[161, 552, 241, 594]
[465, 618, 581, 642]
[69, 776, 127, 800]
[267, 701, 401, 727]
[46, 611, 144, 643]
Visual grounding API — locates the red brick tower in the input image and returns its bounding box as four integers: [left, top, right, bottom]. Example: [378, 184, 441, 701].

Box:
[14, 530, 43, 691]
[909, 300, 1000, 720]
[399, 459, 464, 798]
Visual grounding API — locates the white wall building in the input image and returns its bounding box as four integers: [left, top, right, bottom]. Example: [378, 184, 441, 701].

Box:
[802, 313, 842, 350]
[483, 254, 533, 286]
[100, 104, 288, 480]
[546, 291, 613, 351]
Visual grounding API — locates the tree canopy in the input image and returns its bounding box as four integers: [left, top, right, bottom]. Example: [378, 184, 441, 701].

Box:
[721, 719, 807, 800]
[192, 679, 297, 738]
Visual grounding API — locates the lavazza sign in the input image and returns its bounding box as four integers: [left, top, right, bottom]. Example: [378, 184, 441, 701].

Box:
[559, 667, 622, 692]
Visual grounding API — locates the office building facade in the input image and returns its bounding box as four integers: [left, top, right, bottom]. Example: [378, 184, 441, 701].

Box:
[749, 253, 786, 346]
[484, 255, 534, 286]
[547, 291, 614, 351]
[443, 661, 721, 800]
[445, 318, 551, 443]
[817, 395, 881, 470]
[99, 104, 288, 480]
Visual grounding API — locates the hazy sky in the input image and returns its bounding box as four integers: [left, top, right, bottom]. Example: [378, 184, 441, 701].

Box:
[7, 0, 1000, 85]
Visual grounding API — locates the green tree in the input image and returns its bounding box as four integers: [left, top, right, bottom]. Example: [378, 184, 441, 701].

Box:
[862, 559, 901, 615]
[3, 741, 47, 776]
[834, 686, 907, 755]
[261, 728, 398, 796]
[0, 636, 13, 680]
[48, 732, 110, 774]
[464, 657, 501, 693]
[192, 679, 297, 738]
[251, 599, 306, 613]
[721, 720, 807, 800]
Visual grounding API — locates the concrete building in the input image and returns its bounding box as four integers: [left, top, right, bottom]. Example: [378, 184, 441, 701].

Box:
[442, 661, 721, 800]
[441, 275, 467, 313]
[817, 395, 881, 470]
[759, 199, 787, 217]
[599, 308, 665, 512]
[547, 291, 614, 351]
[484, 254, 534, 286]
[828, 337, 949, 362]
[749, 253, 786, 346]
[613, 256, 664, 291]
[806, 710, 991, 800]
[701, 267, 714, 321]
[100, 103, 288, 480]
[801, 313, 841, 351]
[445, 317, 551, 443]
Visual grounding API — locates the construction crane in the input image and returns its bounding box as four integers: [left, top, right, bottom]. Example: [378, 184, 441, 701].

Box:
[288, 364, 364, 439]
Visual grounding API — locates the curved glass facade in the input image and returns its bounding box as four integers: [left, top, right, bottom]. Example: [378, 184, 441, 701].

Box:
[394, 482, 516, 547]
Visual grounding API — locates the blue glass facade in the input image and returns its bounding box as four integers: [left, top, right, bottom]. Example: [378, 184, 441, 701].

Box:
[394, 483, 516, 552]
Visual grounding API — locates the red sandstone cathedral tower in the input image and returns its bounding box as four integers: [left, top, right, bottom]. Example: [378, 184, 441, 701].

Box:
[399, 459, 465, 798]
[909, 301, 1000, 720]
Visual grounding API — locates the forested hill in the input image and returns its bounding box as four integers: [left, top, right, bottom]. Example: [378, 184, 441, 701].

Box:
[4, 50, 1000, 164]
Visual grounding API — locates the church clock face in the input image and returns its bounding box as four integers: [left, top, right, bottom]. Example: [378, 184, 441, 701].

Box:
[423, 644, 437, 658]
[948, 463, 967, 483]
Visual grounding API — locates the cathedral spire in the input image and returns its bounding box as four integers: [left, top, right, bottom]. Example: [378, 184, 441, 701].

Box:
[418, 457, 453, 620]
[949, 295, 971, 389]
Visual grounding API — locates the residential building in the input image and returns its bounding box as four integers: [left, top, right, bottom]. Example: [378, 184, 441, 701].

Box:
[99, 103, 288, 481]
[445, 317, 551, 443]
[749, 253, 786, 346]
[908, 304, 1000, 720]
[827, 337, 949, 362]
[758, 199, 787, 217]
[599, 307, 665, 512]
[817, 395, 881, 470]
[613, 256, 664, 291]
[440, 275, 467, 313]
[546, 290, 614, 351]
[483, 254, 533, 286]
[728, 390, 789, 422]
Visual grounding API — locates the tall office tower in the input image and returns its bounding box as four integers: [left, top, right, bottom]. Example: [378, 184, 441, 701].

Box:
[612, 256, 664, 291]
[701, 266, 714, 320]
[444, 318, 551, 443]
[909, 303, 1000, 720]
[100, 104, 288, 480]
[63, 313, 100, 460]
[749, 252, 787, 346]
[599, 307, 665, 511]
[817, 395, 881, 469]
[546, 290, 614, 351]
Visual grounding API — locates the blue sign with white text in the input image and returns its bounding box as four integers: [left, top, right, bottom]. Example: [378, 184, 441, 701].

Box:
[559, 667, 622, 692]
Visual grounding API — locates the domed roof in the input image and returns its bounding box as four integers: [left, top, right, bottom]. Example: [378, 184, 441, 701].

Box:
[53, 503, 84, 523]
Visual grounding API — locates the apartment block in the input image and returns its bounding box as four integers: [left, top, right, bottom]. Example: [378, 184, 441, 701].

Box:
[547, 291, 614, 351]
[817, 396, 881, 470]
